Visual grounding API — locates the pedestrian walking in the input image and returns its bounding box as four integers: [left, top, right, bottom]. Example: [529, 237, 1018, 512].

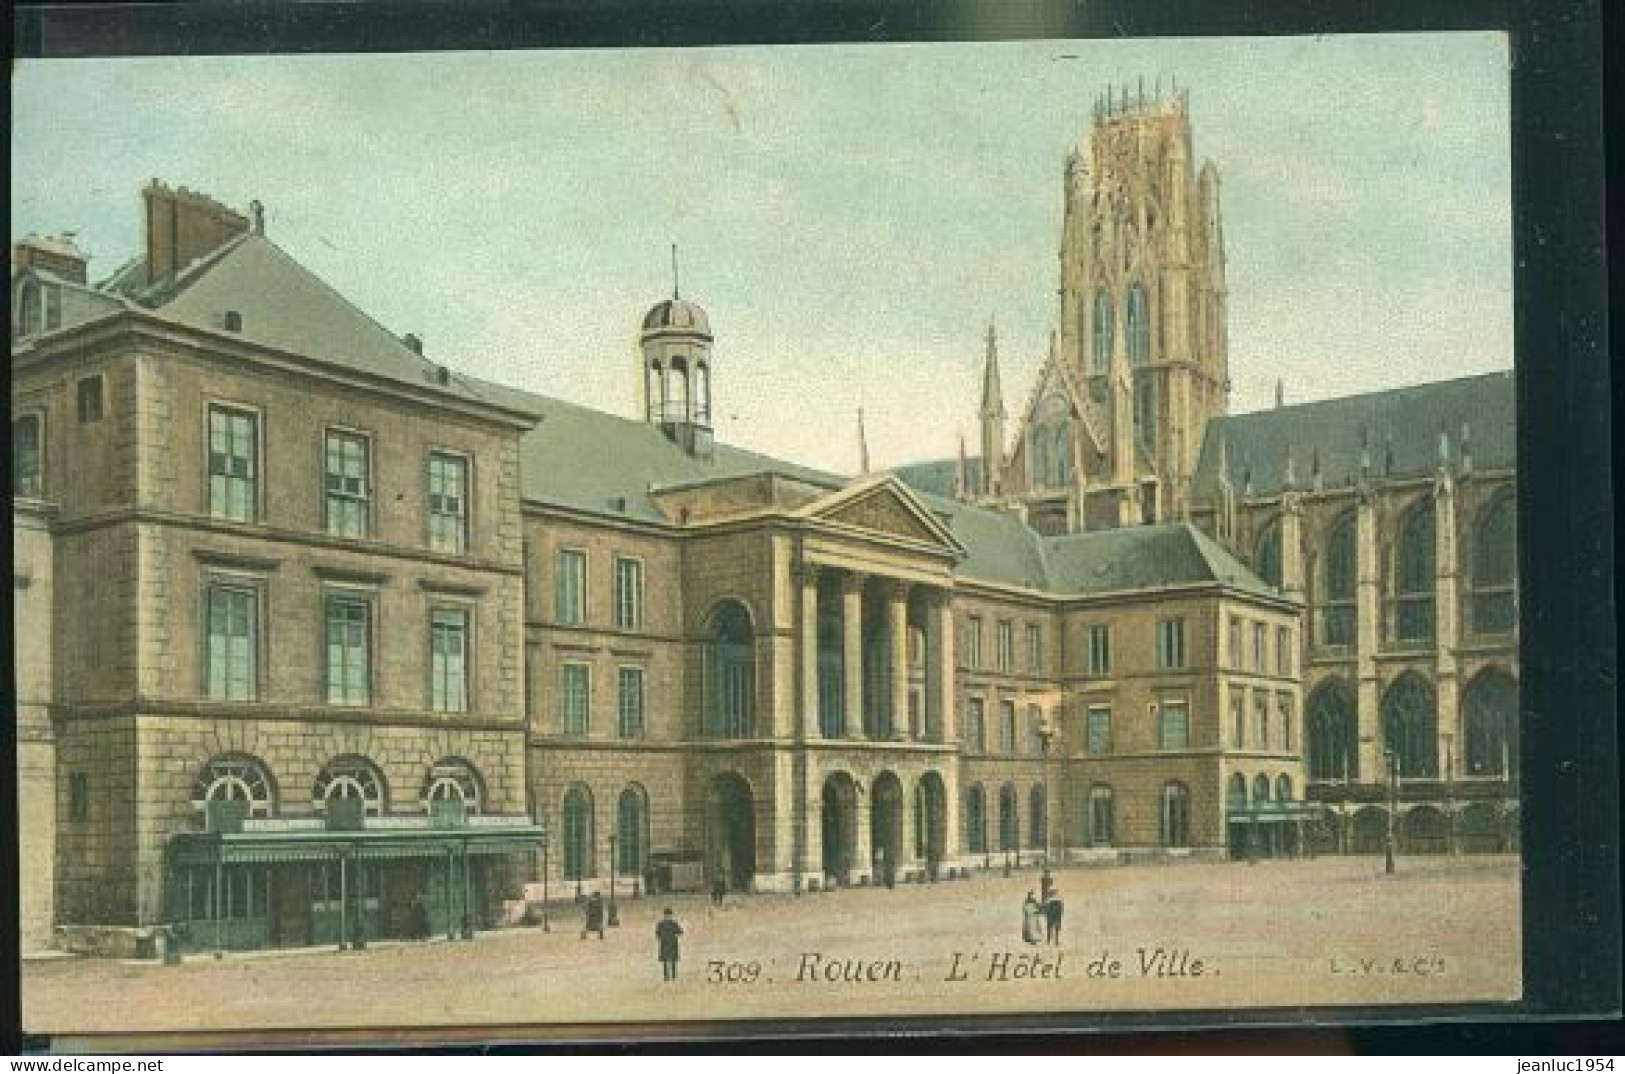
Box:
[1021, 891, 1043, 945]
[655, 908, 684, 981]
[1044, 890, 1064, 945]
[581, 890, 605, 940]
[710, 876, 726, 907]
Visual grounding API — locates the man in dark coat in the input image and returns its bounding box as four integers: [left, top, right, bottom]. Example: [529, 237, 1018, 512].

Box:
[1044, 890, 1064, 945]
[582, 891, 605, 940]
[655, 908, 684, 981]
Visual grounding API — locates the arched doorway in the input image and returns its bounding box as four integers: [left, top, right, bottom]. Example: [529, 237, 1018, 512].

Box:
[1401, 806, 1449, 854]
[1351, 807, 1388, 854]
[913, 772, 947, 878]
[1463, 668, 1518, 779]
[870, 771, 904, 886]
[708, 772, 755, 893]
[1457, 802, 1505, 854]
[820, 772, 858, 885]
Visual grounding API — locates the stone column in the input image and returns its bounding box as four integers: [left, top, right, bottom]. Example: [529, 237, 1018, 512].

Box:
[1434, 475, 1460, 778]
[1281, 492, 1306, 602]
[924, 592, 943, 742]
[841, 574, 864, 739]
[851, 789, 873, 885]
[800, 567, 821, 739]
[936, 591, 957, 744]
[888, 583, 910, 741]
[1356, 490, 1382, 780]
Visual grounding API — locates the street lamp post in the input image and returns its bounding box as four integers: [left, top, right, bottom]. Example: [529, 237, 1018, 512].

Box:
[1384, 747, 1398, 875]
[608, 834, 620, 927]
[540, 840, 550, 932]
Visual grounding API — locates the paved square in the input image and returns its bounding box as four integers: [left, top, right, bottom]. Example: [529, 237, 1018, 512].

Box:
[24, 856, 1520, 1037]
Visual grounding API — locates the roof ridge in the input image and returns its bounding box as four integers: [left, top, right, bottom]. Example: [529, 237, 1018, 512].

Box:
[1221, 370, 1514, 422]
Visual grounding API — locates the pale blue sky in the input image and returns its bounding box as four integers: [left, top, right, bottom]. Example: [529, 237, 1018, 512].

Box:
[12, 35, 1511, 473]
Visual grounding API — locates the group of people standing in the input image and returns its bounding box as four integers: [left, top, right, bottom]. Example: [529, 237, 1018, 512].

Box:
[1022, 872, 1065, 945]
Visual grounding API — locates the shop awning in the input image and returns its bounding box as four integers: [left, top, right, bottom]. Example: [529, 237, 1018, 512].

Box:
[1225, 803, 1327, 824]
[167, 821, 548, 867]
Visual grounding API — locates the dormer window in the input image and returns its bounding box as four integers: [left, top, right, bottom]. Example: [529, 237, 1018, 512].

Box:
[14, 279, 42, 337]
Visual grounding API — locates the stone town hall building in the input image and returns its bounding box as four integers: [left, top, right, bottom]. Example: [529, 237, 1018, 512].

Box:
[13, 92, 1517, 955]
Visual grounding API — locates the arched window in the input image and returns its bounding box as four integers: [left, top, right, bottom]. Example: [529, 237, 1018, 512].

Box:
[1255, 518, 1282, 590]
[708, 601, 755, 738]
[997, 783, 1018, 853]
[1227, 772, 1248, 809]
[1382, 673, 1438, 778]
[965, 784, 987, 854]
[1028, 784, 1047, 851]
[668, 360, 689, 421]
[421, 757, 483, 814]
[1320, 512, 1358, 647]
[616, 785, 648, 876]
[1463, 669, 1518, 778]
[1470, 492, 1516, 634]
[1275, 774, 1293, 802]
[1160, 781, 1191, 848]
[693, 363, 711, 423]
[1126, 284, 1150, 365]
[191, 754, 277, 820]
[1395, 500, 1437, 643]
[562, 785, 594, 880]
[1091, 290, 1113, 374]
[1054, 425, 1072, 485]
[1306, 678, 1358, 781]
[1252, 774, 1271, 804]
[1087, 785, 1114, 847]
[313, 755, 386, 816]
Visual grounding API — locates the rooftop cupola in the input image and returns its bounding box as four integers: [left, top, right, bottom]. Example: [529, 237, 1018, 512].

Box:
[639, 245, 714, 459]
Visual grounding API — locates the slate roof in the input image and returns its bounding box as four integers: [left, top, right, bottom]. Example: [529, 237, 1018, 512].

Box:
[1041, 522, 1283, 600]
[894, 457, 982, 499]
[1191, 371, 1515, 501]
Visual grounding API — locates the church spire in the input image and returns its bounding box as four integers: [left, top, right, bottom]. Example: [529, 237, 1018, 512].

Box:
[956, 433, 970, 500]
[978, 320, 1006, 498]
[857, 408, 871, 476]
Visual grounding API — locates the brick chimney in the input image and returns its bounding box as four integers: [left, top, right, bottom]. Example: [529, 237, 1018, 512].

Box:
[11, 234, 88, 285]
[143, 180, 250, 284]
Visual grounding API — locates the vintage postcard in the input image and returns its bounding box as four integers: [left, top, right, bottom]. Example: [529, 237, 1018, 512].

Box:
[10, 30, 1563, 1042]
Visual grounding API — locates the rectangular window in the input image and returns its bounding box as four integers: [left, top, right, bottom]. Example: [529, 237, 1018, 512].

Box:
[1228, 616, 1242, 670]
[965, 616, 984, 669]
[561, 663, 590, 736]
[1279, 692, 1295, 752]
[325, 431, 371, 538]
[617, 666, 645, 738]
[1252, 622, 1267, 672]
[44, 285, 62, 331]
[77, 376, 104, 423]
[12, 414, 42, 497]
[1088, 789, 1114, 847]
[1025, 623, 1043, 673]
[324, 595, 371, 705]
[1255, 692, 1271, 751]
[208, 405, 257, 522]
[556, 549, 587, 625]
[205, 582, 258, 701]
[1027, 705, 1046, 755]
[1156, 618, 1186, 670]
[999, 700, 1016, 754]
[1277, 626, 1292, 677]
[1231, 691, 1246, 748]
[1158, 700, 1190, 751]
[613, 556, 643, 630]
[966, 698, 986, 753]
[996, 621, 1014, 673]
[68, 771, 90, 823]
[430, 608, 469, 713]
[427, 452, 468, 553]
[1086, 706, 1111, 756]
[1087, 624, 1111, 676]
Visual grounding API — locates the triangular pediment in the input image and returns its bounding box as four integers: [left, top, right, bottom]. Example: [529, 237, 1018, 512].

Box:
[798, 477, 965, 555]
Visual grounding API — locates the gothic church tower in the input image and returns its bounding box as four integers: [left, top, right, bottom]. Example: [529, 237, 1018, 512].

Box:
[1055, 84, 1229, 527]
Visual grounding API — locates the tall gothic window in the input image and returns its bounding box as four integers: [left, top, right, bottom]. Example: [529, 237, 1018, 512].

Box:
[1307, 679, 1357, 780]
[1320, 512, 1357, 647]
[1091, 290, 1113, 374]
[1028, 785, 1047, 851]
[616, 785, 648, 875]
[997, 783, 1018, 853]
[1463, 669, 1518, 778]
[1255, 518, 1282, 590]
[1381, 673, 1438, 778]
[1394, 500, 1437, 643]
[1053, 424, 1072, 485]
[708, 600, 755, 737]
[1029, 428, 1050, 489]
[1470, 492, 1516, 634]
[1126, 284, 1150, 365]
